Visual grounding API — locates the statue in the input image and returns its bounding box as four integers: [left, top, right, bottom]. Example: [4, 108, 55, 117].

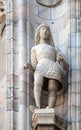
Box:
[0, 1, 6, 37]
[24, 23, 69, 110]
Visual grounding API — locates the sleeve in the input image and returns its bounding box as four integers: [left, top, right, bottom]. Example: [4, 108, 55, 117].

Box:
[31, 46, 38, 70]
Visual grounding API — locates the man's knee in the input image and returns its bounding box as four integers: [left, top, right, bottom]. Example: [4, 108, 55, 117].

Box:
[34, 73, 43, 87]
[34, 78, 43, 87]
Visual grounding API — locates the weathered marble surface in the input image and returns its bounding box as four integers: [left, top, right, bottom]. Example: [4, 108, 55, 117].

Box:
[5, 0, 81, 130]
[32, 109, 68, 130]
[28, 23, 69, 109]
[0, 1, 6, 130]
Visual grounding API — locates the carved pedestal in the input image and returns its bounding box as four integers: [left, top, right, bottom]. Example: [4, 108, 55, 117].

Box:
[32, 109, 68, 130]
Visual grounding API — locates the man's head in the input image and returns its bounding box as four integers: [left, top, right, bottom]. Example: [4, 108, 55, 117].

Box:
[35, 23, 54, 46]
[0, 1, 6, 36]
[0, 2, 6, 23]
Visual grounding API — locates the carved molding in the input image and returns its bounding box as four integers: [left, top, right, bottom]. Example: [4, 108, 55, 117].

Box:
[32, 109, 69, 130]
[36, 0, 62, 8]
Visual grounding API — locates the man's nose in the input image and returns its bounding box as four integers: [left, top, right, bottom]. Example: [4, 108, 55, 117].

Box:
[44, 28, 46, 32]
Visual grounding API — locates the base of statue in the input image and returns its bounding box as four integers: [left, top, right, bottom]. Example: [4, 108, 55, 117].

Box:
[32, 109, 68, 130]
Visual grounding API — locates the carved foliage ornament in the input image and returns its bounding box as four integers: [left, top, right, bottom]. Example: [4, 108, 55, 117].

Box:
[36, 0, 62, 8]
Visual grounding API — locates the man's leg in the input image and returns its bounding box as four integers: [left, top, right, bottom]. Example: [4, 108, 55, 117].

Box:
[47, 79, 59, 108]
[34, 72, 44, 108]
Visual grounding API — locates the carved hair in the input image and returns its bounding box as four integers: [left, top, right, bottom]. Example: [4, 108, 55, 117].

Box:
[35, 23, 54, 46]
[0, 2, 4, 5]
[0, 2, 5, 13]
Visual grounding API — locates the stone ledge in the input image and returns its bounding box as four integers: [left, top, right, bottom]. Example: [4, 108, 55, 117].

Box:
[32, 109, 68, 130]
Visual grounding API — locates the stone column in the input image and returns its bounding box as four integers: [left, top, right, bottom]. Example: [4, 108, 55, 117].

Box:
[7, 0, 27, 130]
[7, 0, 19, 129]
[7, 0, 14, 130]
[68, 0, 81, 129]
[13, 0, 27, 130]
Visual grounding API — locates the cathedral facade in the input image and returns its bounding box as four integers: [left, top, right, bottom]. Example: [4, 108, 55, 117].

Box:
[0, 0, 81, 130]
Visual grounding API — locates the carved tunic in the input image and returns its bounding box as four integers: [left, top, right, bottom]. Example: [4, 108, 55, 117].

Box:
[31, 43, 64, 84]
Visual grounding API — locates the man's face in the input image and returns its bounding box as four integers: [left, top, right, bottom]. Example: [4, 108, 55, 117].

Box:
[40, 26, 50, 40]
[0, 2, 6, 23]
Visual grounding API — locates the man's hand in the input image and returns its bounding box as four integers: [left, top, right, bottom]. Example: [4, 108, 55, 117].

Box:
[24, 63, 34, 71]
[56, 55, 69, 70]
[56, 55, 64, 63]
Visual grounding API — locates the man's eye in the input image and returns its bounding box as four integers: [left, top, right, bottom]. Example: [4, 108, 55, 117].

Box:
[0, 9, 4, 12]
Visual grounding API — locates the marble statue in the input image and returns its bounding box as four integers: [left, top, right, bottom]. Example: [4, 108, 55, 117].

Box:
[24, 23, 69, 109]
[0, 2, 6, 37]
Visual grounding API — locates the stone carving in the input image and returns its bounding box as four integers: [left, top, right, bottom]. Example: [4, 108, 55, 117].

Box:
[32, 109, 69, 130]
[24, 23, 69, 109]
[0, 1, 6, 37]
[0, 1, 6, 80]
[36, 0, 62, 8]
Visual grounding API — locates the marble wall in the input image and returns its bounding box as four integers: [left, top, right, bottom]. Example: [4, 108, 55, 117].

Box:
[5, 0, 81, 130]
[68, 0, 81, 130]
